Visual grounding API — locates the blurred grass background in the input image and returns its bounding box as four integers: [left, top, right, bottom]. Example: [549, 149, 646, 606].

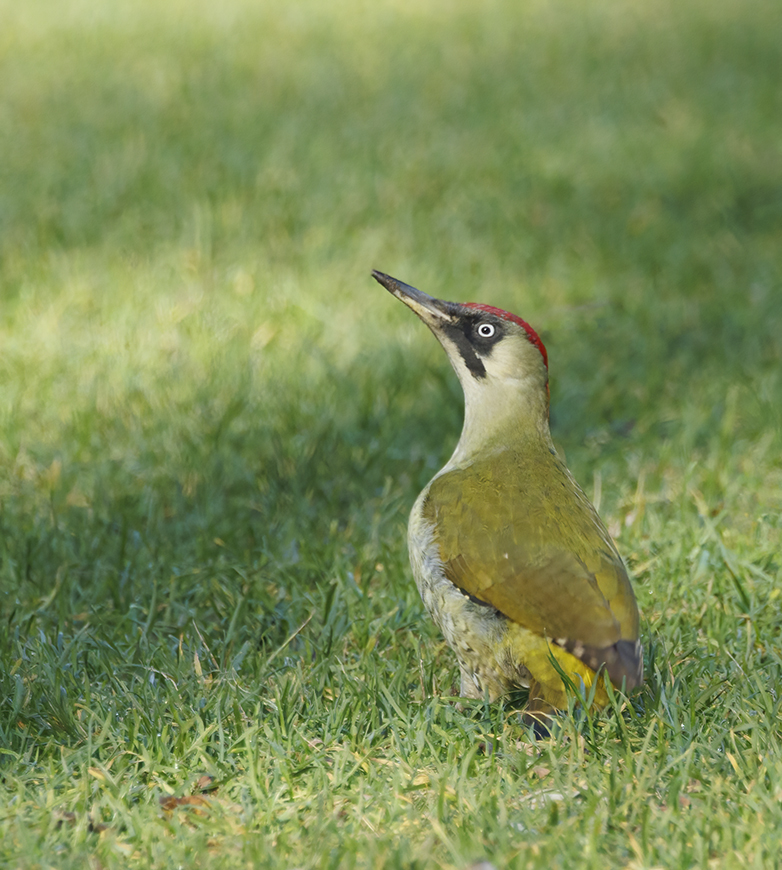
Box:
[1, 0, 781, 866]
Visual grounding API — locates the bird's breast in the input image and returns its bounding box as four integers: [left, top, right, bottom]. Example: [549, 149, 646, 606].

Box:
[407, 486, 509, 668]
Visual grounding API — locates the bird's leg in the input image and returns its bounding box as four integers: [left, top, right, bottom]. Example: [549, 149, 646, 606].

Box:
[521, 679, 557, 737]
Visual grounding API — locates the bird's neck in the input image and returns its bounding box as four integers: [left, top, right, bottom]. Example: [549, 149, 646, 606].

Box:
[445, 376, 553, 469]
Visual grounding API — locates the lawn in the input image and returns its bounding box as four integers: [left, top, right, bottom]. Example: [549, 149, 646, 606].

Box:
[1, 0, 781, 866]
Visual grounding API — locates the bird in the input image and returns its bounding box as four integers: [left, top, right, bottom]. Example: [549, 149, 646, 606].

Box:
[372, 269, 642, 725]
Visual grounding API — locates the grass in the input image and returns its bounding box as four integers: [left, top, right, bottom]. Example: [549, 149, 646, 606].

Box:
[1, 0, 781, 866]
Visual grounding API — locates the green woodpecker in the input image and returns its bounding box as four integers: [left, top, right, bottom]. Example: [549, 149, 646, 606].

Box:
[373, 270, 642, 721]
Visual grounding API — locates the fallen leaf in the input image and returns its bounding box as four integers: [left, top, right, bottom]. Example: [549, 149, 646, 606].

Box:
[160, 795, 211, 816]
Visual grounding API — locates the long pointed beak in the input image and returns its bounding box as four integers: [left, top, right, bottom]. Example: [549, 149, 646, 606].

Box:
[371, 270, 459, 324]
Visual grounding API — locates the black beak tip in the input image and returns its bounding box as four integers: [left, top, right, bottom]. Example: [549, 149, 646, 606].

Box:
[371, 269, 392, 289]
[370, 269, 454, 321]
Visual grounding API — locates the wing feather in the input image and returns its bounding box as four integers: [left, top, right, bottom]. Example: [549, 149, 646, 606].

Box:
[424, 450, 642, 687]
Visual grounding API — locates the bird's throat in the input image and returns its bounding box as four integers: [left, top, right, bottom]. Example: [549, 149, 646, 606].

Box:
[448, 378, 553, 469]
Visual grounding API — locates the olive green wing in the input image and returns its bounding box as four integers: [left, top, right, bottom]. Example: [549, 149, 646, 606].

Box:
[424, 457, 642, 688]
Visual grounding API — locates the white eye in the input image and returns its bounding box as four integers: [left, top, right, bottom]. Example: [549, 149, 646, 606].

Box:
[477, 323, 495, 338]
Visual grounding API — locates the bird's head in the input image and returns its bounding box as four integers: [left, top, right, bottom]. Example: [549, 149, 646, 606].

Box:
[373, 270, 552, 461]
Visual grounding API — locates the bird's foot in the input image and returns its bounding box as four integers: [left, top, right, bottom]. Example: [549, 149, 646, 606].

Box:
[520, 681, 558, 739]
